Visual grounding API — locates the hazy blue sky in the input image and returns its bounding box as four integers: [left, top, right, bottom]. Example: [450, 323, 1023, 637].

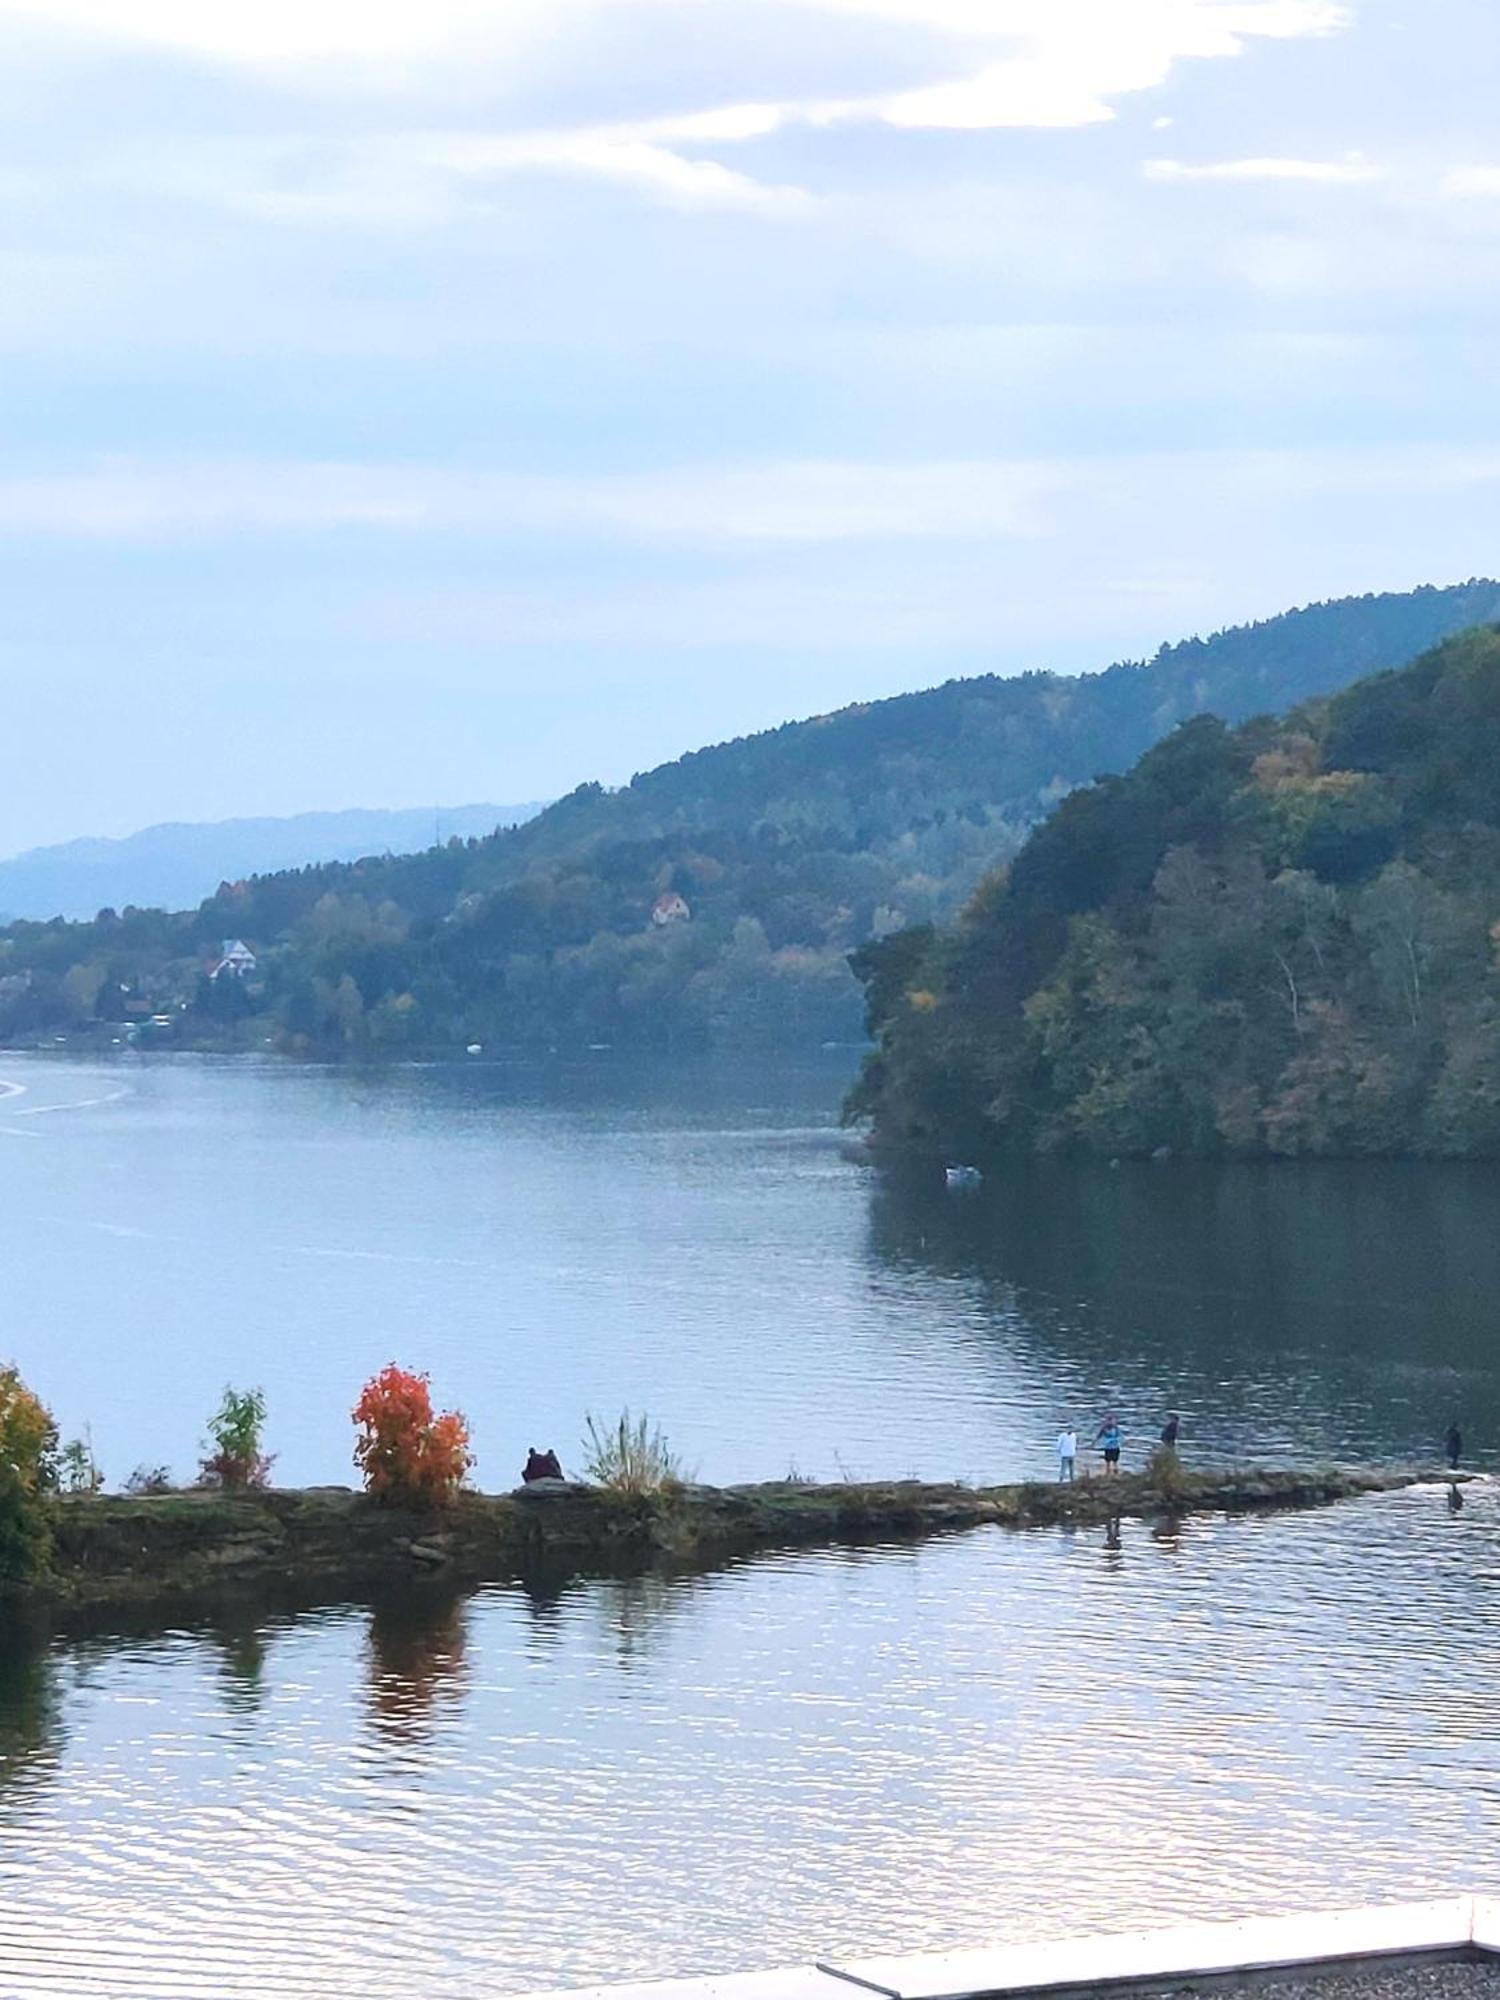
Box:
[1, 0, 1497, 855]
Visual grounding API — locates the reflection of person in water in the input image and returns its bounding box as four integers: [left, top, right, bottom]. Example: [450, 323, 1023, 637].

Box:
[1448, 1482, 1465, 1515]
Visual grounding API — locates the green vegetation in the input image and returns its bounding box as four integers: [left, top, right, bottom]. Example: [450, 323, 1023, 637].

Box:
[851, 624, 1500, 1160]
[2, 583, 1497, 1056]
[580, 1411, 683, 1498]
[199, 1386, 273, 1491]
[58, 1432, 103, 1495]
[0, 1364, 57, 1583]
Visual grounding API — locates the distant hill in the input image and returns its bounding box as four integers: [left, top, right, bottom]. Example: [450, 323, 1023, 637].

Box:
[1, 580, 1498, 1056]
[851, 623, 1500, 1159]
[0, 804, 547, 922]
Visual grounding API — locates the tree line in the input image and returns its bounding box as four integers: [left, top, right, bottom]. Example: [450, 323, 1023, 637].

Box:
[2, 582, 1497, 1058]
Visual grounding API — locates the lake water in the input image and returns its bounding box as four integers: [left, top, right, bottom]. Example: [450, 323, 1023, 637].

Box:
[2, 1053, 1498, 1999]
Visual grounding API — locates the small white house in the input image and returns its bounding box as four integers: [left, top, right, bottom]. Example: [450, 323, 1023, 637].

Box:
[208, 938, 258, 981]
[650, 892, 690, 928]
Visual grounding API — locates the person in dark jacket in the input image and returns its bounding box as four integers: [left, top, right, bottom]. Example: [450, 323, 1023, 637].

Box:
[1445, 1422, 1463, 1472]
[1160, 1412, 1180, 1451]
[1095, 1413, 1123, 1475]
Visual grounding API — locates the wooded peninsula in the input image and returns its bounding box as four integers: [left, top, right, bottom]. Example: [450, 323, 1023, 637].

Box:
[850, 623, 1500, 1160]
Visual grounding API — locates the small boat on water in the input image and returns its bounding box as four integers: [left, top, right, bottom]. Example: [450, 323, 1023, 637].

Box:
[945, 1163, 982, 1189]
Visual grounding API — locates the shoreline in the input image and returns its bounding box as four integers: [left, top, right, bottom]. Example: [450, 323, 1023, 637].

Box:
[12, 1463, 1447, 1627]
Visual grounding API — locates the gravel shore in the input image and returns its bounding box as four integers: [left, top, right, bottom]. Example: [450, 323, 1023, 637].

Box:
[1170, 1961, 1500, 2000]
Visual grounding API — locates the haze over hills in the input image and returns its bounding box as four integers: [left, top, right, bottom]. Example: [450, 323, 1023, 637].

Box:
[1, 580, 1498, 1056]
[852, 622, 1500, 1160]
[0, 803, 547, 923]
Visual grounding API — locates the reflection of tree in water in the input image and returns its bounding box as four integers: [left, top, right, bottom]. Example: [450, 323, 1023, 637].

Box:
[207, 1605, 271, 1718]
[0, 1621, 64, 1804]
[365, 1588, 470, 1744]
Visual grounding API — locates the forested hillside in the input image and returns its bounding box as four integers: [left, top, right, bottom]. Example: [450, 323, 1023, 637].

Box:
[3, 581, 1497, 1057]
[851, 624, 1500, 1159]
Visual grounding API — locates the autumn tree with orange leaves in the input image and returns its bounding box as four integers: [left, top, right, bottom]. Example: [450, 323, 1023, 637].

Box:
[0, 1361, 58, 1581]
[352, 1365, 473, 1507]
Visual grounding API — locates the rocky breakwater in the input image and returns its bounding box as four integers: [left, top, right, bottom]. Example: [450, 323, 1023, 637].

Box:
[11, 1462, 1443, 1624]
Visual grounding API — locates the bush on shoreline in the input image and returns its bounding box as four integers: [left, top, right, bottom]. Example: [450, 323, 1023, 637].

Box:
[199, 1386, 274, 1491]
[353, 1365, 473, 1507]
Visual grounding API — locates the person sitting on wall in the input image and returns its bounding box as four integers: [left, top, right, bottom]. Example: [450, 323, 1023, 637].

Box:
[522, 1446, 565, 1484]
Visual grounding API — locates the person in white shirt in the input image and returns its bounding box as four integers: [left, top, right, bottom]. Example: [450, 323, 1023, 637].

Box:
[1056, 1425, 1077, 1482]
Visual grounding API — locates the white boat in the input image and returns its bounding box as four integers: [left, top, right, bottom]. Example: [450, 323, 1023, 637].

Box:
[945, 1164, 982, 1189]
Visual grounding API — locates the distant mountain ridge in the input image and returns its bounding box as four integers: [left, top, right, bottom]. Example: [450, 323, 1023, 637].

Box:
[0, 803, 547, 922]
[1, 580, 1498, 1055]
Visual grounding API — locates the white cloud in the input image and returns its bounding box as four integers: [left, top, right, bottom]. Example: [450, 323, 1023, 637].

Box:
[1145, 153, 1381, 183]
[0, 455, 1052, 544]
[405, 1, 1355, 213]
[0, 0, 1351, 75]
[0, 0, 1357, 222]
[1442, 167, 1500, 198]
[0, 0, 557, 63]
[417, 130, 811, 214]
[4, 443, 1500, 549]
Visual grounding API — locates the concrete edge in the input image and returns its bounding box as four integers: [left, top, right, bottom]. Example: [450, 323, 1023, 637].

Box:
[825, 1898, 1482, 2000]
[1471, 1897, 1500, 1955]
[506, 1898, 1500, 2000]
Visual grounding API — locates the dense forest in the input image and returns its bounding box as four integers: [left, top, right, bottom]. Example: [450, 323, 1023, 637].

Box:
[3, 581, 1498, 1058]
[850, 624, 1500, 1159]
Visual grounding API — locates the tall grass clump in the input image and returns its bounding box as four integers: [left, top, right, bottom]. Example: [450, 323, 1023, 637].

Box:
[1148, 1443, 1186, 1501]
[581, 1411, 682, 1498]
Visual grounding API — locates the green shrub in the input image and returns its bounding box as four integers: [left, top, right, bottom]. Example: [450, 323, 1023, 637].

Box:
[125, 1464, 175, 1495]
[581, 1411, 682, 1498]
[200, 1386, 273, 1490]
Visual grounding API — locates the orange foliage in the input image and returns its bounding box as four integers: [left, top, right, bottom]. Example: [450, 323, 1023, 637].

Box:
[352, 1364, 473, 1506]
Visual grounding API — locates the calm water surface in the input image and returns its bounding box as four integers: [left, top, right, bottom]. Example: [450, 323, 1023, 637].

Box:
[1, 1054, 1498, 1998]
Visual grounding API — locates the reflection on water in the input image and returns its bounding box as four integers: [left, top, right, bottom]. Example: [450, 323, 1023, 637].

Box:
[3, 1055, 1496, 1496]
[365, 1590, 470, 1746]
[868, 1157, 1500, 1470]
[3, 1484, 1499, 2000]
[5, 1056, 1500, 1996]
[0, 1629, 60, 1800]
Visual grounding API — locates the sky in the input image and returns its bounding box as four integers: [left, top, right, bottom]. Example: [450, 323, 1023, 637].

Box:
[0, 0, 1497, 856]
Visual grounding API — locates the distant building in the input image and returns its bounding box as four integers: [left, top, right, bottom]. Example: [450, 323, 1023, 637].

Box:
[208, 938, 258, 981]
[650, 891, 691, 928]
